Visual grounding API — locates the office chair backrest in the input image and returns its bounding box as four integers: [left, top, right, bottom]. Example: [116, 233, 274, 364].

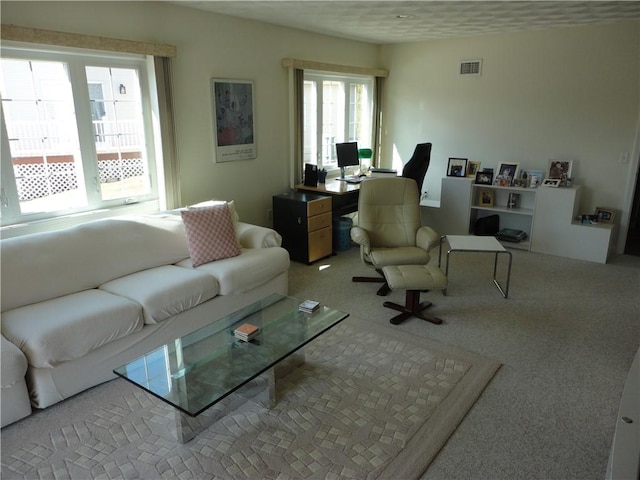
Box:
[358, 177, 421, 248]
[402, 142, 432, 193]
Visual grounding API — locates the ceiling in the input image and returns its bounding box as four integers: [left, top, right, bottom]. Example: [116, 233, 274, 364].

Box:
[170, 1, 640, 44]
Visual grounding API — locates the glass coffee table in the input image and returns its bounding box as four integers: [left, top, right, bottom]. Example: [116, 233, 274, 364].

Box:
[114, 294, 349, 443]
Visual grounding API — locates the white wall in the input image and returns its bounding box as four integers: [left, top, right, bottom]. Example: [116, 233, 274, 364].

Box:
[2, 1, 379, 226]
[379, 22, 640, 220]
[3, 3, 639, 234]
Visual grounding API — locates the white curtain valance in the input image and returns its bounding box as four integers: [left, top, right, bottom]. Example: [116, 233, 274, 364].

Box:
[281, 58, 388, 78]
[1, 24, 177, 58]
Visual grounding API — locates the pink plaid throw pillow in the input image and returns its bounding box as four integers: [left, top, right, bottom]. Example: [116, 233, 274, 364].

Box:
[181, 204, 241, 267]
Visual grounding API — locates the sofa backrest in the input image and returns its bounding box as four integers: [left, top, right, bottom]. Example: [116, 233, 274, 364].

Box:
[1, 215, 190, 312]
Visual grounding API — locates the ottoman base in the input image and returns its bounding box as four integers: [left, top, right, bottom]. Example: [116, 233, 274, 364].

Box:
[381, 265, 448, 326]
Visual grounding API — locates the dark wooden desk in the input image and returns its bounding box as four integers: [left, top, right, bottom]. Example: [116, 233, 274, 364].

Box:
[295, 180, 360, 216]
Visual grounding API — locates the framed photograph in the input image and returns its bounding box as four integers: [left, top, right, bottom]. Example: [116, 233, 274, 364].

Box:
[548, 160, 573, 181]
[466, 161, 481, 177]
[542, 178, 561, 187]
[495, 162, 519, 186]
[475, 170, 493, 185]
[211, 78, 256, 162]
[521, 169, 544, 188]
[479, 189, 494, 207]
[595, 207, 616, 224]
[447, 157, 468, 177]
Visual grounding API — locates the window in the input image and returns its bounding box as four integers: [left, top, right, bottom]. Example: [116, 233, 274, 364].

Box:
[303, 72, 373, 173]
[0, 45, 158, 226]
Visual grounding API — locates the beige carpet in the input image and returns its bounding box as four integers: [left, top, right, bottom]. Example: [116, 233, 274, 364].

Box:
[1, 316, 500, 479]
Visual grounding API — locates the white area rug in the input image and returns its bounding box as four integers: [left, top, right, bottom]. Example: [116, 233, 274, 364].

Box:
[1, 316, 500, 479]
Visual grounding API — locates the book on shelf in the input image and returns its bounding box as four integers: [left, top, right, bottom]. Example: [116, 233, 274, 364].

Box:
[496, 228, 527, 243]
[234, 323, 259, 341]
[299, 299, 320, 313]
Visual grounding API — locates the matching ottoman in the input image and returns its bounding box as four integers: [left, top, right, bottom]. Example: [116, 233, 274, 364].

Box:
[381, 265, 448, 325]
[1, 335, 31, 427]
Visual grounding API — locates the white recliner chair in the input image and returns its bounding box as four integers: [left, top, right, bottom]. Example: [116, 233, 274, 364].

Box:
[350, 177, 440, 296]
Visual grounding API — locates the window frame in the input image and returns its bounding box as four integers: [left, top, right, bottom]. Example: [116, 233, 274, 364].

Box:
[303, 71, 374, 175]
[0, 43, 159, 227]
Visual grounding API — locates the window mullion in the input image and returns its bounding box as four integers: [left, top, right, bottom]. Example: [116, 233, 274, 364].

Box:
[0, 105, 21, 220]
[67, 59, 101, 204]
[315, 81, 323, 168]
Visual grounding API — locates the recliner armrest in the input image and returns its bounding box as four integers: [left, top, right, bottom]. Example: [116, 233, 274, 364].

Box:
[350, 226, 371, 253]
[416, 226, 440, 252]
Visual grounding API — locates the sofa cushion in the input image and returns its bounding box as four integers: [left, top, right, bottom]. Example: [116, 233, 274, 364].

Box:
[176, 247, 290, 295]
[99, 265, 218, 324]
[1, 290, 143, 369]
[1, 216, 190, 313]
[1, 335, 28, 387]
[181, 204, 241, 267]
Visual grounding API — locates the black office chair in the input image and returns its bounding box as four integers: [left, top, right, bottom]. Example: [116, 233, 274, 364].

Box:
[402, 143, 432, 196]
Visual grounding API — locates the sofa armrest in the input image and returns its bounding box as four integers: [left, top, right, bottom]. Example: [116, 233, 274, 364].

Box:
[236, 222, 282, 248]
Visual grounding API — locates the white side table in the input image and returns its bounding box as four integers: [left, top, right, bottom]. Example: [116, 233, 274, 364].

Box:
[438, 235, 512, 298]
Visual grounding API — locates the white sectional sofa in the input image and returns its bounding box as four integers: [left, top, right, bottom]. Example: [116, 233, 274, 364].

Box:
[0, 208, 290, 427]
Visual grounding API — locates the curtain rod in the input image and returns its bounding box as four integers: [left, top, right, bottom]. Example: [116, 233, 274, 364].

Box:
[282, 58, 388, 78]
[1, 24, 177, 58]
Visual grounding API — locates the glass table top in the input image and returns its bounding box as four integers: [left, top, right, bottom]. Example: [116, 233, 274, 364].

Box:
[113, 294, 349, 416]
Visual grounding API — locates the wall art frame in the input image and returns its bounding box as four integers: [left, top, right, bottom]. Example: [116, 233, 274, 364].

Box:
[495, 162, 519, 186]
[466, 161, 481, 177]
[447, 157, 468, 177]
[594, 207, 616, 224]
[211, 78, 256, 162]
[542, 178, 561, 187]
[479, 189, 494, 207]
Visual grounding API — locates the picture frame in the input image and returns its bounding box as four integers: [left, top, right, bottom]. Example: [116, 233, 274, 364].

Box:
[211, 78, 256, 162]
[475, 170, 493, 185]
[495, 162, 519, 186]
[466, 161, 481, 177]
[547, 160, 573, 182]
[447, 157, 468, 177]
[594, 207, 616, 224]
[521, 169, 544, 188]
[542, 178, 561, 187]
[479, 189, 494, 207]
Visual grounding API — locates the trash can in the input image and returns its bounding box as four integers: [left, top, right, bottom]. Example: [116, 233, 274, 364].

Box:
[333, 216, 353, 251]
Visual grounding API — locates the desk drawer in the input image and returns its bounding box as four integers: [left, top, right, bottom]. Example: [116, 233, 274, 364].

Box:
[308, 226, 332, 262]
[307, 197, 331, 217]
[308, 212, 332, 232]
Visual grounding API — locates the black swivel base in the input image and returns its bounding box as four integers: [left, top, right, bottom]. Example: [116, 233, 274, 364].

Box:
[383, 290, 443, 325]
[352, 269, 391, 296]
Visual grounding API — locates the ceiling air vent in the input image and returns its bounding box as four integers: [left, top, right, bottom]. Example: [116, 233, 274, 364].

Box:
[459, 59, 482, 76]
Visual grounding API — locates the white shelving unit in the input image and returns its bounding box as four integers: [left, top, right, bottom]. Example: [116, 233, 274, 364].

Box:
[470, 183, 537, 250]
[422, 177, 615, 263]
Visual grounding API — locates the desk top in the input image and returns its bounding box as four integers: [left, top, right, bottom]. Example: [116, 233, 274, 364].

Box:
[295, 180, 360, 196]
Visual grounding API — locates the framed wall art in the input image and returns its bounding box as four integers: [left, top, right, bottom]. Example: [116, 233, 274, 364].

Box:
[542, 178, 561, 187]
[521, 169, 544, 188]
[466, 161, 481, 177]
[547, 160, 573, 182]
[479, 189, 494, 207]
[595, 207, 616, 224]
[495, 162, 519, 186]
[447, 157, 468, 177]
[211, 78, 256, 162]
[475, 170, 493, 185]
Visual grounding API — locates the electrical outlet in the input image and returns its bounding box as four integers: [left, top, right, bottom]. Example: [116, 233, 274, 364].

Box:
[619, 152, 629, 164]
[267, 209, 273, 221]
